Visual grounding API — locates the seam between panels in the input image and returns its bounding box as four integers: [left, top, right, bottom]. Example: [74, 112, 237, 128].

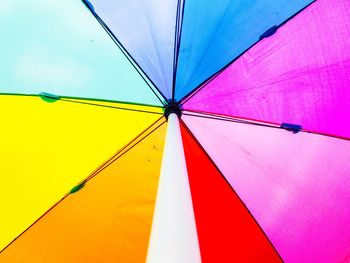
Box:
[82, 5, 168, 106]
[180, 119, 284, 262]
[58, 96, 164, 108]
[95, 15, 167, 106]
[183, 111, 282, 130]
[0, 117, 166, 255]
[0, 93, 164, 109]
[85, 117, 165, 181]
[178, 0, 318, 106]
[171, 0, 181, 102]
[184, 109, 281, 125]
[183, 110, 350, 142]
[172, 0, 186, 102]
[60, 98, 163, 115]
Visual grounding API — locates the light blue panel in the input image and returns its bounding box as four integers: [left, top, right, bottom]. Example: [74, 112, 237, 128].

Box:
[175, 0, 313, 100]
[0, 0, 164, 106]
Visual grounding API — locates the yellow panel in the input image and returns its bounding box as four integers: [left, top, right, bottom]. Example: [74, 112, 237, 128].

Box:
[0, 122, 167, 263]
[0, 95, 163, 251]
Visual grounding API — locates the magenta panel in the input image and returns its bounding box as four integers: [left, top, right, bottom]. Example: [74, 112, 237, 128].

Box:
[183, 114, 350, 262]
[184, 0, 350, 139]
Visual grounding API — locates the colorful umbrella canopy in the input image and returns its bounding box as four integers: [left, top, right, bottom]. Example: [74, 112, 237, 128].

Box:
[1, 0, 350, 262]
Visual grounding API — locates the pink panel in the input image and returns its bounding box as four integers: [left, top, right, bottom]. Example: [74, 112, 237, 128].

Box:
[183, 114, 350, 263]
[184, 0, 350, 139]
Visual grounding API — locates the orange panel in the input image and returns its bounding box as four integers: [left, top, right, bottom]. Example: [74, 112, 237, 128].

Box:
[0, 122, 166, 263]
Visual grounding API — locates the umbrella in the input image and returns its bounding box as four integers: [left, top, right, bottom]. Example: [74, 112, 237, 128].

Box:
[0, 0, 349, 262]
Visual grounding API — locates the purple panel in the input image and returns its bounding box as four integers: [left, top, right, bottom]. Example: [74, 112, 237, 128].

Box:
[88, 0, 180, 99]
[184, 0, 350, 139]
[183, 113, 350, 263]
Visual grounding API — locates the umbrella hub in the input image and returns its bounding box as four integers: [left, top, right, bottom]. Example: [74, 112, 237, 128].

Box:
[164, 101, 182, 121]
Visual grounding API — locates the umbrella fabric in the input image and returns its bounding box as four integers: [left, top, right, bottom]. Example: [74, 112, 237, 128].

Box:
[85, 0, 181, 99]
[183, 112, 350, 263]
[0, 95, 163, 252]
[1, 0, 350, 262]
[0, 120, 166, 263]
[174, 0, 314, 99]
[0, 120, 166, 262]
[181, 123, 281, 262]
[0, 0, 163, 105]
[183, 0, 350, 138]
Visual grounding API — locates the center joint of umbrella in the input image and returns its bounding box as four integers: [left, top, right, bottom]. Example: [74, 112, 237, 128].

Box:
[164, 100, 182, 121]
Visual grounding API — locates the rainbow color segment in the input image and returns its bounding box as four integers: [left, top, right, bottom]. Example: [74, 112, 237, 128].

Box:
[0, 0, 349, 262]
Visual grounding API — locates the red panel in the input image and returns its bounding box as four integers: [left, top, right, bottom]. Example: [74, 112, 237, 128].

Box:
[180, 122, 281, 263]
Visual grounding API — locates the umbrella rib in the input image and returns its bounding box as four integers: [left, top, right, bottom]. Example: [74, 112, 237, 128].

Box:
[84, 7, 168, 106]
[85, 117, 166, 181]
[183, 110, 350, 141]
[95, 15, 167, 106]
[58, 94, 164, 108]
[178, 0, 318, 105]
[0, 93, 164, 109]
[172, 0, 186, 102]
[183, 111, 281, 129]
[180, 119, 284, 261]
[171, 0, 181, 102]
[60, 98, 163, 115]
[0, 93, 164, 114]
[0, 117, 165, 255]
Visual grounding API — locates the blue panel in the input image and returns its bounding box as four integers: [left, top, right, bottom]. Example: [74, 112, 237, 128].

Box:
[175, 0, 313, 100]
